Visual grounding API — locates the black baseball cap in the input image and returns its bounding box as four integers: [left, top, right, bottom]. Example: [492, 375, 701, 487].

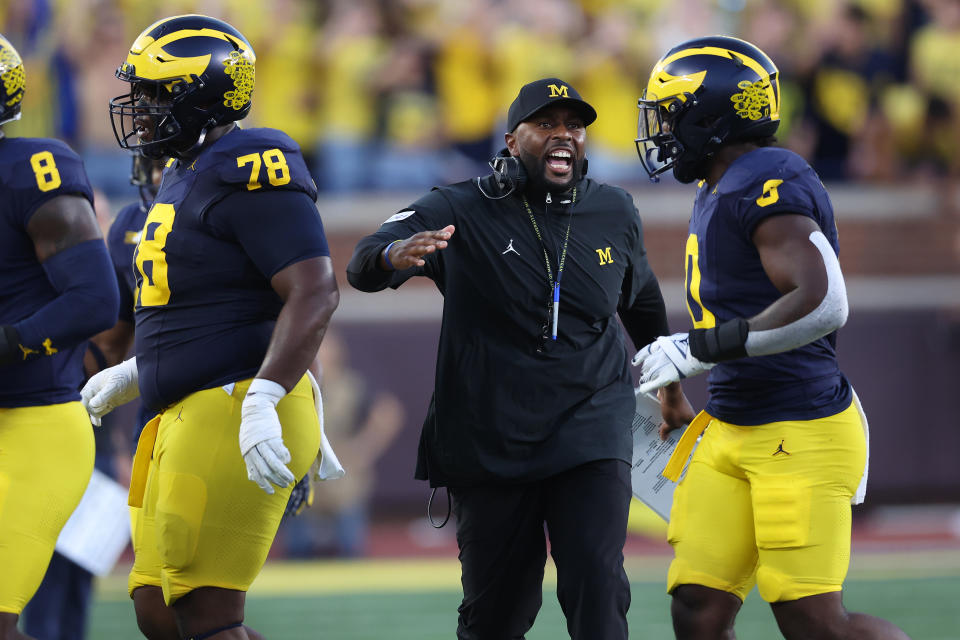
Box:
[506, 77, 597, 132]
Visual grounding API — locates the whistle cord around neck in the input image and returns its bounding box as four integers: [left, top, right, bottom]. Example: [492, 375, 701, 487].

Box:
[521, 188, 576, 341]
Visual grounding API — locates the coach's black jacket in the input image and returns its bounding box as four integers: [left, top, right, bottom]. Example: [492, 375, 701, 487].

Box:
[347, 175, 669, 487]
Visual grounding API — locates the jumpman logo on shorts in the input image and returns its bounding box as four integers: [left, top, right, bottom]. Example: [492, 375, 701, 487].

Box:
[175, 408, 184, 422]
[502, 239, 520, 256]
[773, 439, 790, 456]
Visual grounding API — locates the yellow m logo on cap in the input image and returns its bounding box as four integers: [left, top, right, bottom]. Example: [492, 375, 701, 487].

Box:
[548, 84, 569, 98]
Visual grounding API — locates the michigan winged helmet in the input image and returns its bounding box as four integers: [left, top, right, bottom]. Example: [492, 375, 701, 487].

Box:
[109, 14, 256, 158]
[636, 35, 780, 183]
[0, 34, 26, 126]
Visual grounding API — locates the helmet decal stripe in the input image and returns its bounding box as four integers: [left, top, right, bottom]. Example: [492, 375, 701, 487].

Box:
[660, 46, 779, 118]
[645, 69, 706, 104]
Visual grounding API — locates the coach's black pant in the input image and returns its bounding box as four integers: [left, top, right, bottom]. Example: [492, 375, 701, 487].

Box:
[449, 459, 632, 640]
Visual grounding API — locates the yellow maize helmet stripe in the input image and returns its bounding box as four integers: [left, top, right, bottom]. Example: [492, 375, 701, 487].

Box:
[648, 44, 780, 120]
[125, 23, 254, 83]
[645, 69, 706, 104]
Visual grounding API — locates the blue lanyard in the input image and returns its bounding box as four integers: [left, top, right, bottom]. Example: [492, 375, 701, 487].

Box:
[522, 188, 576, 341]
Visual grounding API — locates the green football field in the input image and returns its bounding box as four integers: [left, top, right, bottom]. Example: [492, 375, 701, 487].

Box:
[87, 550, 960, 639]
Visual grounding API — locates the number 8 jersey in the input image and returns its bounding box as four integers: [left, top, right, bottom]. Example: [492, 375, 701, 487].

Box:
[686, 146, 851, 426]
[133, 127, 328, 411]
[0, 137, 95, 406]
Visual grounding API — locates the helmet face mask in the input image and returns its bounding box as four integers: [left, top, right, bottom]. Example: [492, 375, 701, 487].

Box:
[0, 34, 26, 127]
[109, 15, 255, 158]
[636, 92, 695, 181]
[636, 36, 781, 184]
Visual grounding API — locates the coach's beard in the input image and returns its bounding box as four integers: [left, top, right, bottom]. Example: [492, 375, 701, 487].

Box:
[519, 150, 582, 196]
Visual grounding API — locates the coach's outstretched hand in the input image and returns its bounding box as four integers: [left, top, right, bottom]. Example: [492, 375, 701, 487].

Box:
[381, 225, 455, 270]
[240, 378, 295, 494]
[80, 357, 140, 426]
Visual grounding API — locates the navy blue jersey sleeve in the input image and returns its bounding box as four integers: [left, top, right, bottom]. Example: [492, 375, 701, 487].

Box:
[205, 189, 329, 279]
[197, 128, 317, 214]
[107, 203, 148, 323]
[736, 173, 818, 238]
[346, 187, 454, 292]
[7, 139, 94, 227]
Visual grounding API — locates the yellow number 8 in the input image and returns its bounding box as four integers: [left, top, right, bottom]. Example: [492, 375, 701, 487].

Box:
[263, 149, 290, 186]
[30, 151, 62, 192]
[135, 203, 176, 306]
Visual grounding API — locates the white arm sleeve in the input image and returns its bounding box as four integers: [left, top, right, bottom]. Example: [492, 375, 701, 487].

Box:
[745, 230, 848, 357]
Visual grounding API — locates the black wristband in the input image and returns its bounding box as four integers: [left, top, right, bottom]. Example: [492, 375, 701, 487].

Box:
[689, 318, 749, 363]
[0, 325, 23, 366]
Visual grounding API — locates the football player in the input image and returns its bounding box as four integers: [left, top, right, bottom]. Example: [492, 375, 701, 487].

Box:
[632, 36, 910, 640]
[0, 33, 119, 640]
[80, 15, 339, 640]
[19, 150, 166, 640]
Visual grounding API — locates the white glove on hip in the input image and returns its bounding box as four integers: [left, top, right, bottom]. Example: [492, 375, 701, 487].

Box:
[240, 378, 295, 494]
[80, 357, 140, 426]
[632, 332, 714, 393]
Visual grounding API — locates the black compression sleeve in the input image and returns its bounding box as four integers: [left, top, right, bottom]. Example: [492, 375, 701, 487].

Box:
[688, 318, 749, 363]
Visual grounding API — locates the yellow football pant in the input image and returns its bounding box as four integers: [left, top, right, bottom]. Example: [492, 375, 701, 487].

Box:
[128, 375, 320, 605]
[0, 402, 94, 614]
[667, 400, 866, 603]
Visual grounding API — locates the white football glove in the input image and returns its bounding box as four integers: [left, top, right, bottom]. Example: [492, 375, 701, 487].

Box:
[240, 378, 295, 494]
[80, 357, 140, 426]
[632, 332, 715, 393]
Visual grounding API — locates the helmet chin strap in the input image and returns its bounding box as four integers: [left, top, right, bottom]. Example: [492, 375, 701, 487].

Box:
[171, 118, 218, 160]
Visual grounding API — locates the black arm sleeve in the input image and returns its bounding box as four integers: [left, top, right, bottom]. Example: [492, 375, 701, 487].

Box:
[346, 234, 421, 293]
[620, 274, 669, 350]
[346, 190, 453, 293]
[617, 207, 670, 350]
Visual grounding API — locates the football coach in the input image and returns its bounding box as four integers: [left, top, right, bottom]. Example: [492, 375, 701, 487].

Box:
[347, 77, 693, 639]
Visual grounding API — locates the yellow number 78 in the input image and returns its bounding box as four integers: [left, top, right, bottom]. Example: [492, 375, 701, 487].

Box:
[236, 148, 291, 191]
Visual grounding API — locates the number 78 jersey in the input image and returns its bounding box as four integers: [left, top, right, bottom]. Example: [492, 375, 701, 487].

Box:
[684, 147, 851, 426]
[133, 127, 322, 411]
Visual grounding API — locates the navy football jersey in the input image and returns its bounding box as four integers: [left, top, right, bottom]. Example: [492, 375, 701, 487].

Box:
[108, 201, 149, 323]
[0, 137, 95, 407]
[686, 147, 851, 425]
[132, 127, 327, 411]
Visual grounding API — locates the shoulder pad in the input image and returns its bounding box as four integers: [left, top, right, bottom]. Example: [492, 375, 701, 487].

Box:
[200, 127, 317, 201]
[0, 137, 93, 217]
[715, 147, 808, 197]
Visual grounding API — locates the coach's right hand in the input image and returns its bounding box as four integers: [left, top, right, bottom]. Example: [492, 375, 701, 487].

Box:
[380, 225, 455, 270]
[240, 378, 296, 494]
[80, 357, 140, 426]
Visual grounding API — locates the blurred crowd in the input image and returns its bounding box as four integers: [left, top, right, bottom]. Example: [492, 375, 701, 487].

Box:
[2, 0, 960, 200]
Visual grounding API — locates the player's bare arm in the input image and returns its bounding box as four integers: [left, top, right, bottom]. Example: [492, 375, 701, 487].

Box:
[380, 225, 455, 270]
[258, 255, 340, 391]
[745, 213, 848, 355]
[750, 213, 833, 330]
[26, 194, 103, 260]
